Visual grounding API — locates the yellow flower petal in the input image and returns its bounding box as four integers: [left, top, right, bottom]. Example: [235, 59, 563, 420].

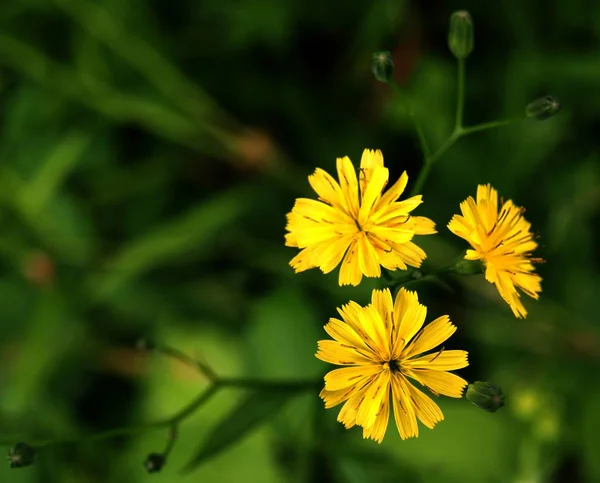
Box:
[370, 288, 394, 333]
[358, 166, 389, 227]
[316, 340, 374, 366]
[391, 375, 418, 439]
[357, 233, 382, 278]
[409, 369, 468, 398]
[336, 156, 360, 218]
[362, 382, 391, 443]
[356, 371, 390, 429]
[338, 238, 362, 286]
[323, 317, 377, 358]
[405, 350, 469, 371]
[402, 315, 456, 359]
[374, 171, 408, 210]
[324, 364, 381, 391]
[403, 376, 444, 429]
[392, 288, 427, 357]
[308, 168, 347, 214]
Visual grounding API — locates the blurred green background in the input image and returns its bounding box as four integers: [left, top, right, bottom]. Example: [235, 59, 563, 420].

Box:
[0, 0, 598, 482]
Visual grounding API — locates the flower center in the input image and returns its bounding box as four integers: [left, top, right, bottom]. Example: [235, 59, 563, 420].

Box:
[386, 359, 402, 373]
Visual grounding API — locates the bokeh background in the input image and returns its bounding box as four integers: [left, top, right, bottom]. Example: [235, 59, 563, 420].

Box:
[0, 0, 599, 482]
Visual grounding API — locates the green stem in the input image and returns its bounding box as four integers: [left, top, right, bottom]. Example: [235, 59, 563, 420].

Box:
[455, 58, 466, 129]
[390, 82, 431, 158]
[409, 131, 460, 196]
[153, 343, 217, 382]
[461, 117, 524, 136]
[0, 377, 321, 449]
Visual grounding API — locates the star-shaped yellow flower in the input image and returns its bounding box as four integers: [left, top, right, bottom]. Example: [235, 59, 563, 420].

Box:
[448, 184, 542, 318]
[285, 149, 436, 286]
[317, 288, 469, 442]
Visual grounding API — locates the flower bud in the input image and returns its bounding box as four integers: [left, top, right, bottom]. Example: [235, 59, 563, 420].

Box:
[144, 453, 166, 473]
[448, 11, 474, 59]
[466, 381, 505, 413]
[7, 443, 35, 469]
[525, 96, 560, 120]
[371, 51, 395, 83]
[451, 258, 484, 276]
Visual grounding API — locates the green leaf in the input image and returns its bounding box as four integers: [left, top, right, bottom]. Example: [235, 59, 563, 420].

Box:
[182, 389, 297, 473]
[87, 183, 258, 302]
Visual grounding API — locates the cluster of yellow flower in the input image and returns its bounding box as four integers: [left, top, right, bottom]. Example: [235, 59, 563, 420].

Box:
[285, 149, 542, 443]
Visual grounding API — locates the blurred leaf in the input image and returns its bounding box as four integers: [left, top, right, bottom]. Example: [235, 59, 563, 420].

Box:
[182, 389, 297, 472]
[18, 129, 92, 215]
[88, 183, 259, 302]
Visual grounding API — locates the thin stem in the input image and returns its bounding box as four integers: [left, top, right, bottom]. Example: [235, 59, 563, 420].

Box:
[409, 131, 460, 196]
[0, 376, 322, 449]
[390, 82, 431, 158]
[461, 117, 524, 136]
[153, 343, 217, 382]
[455, 58, 466, 129]
[168, 385, 219, 424]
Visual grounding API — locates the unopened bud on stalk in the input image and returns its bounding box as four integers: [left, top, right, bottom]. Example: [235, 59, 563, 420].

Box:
[448, 11, 474, 59]
[7, 443, 36, 469]
[466, 381, 505, 413]
[144, 453, 166, 473]
[525, 96, 560, 120]
[371, 51, 395, 83]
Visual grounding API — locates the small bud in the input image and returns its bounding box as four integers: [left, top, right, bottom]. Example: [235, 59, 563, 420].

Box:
[466, 381, 505, 413]
[371, 51, 395, 83]
[451, 258, 484, 276]
[525, 96, 560, 120]
[7, 443, 35, 469]
[144, 453, 166, 473]
[448, 11, 474, 59]
[144, 453, 167, 473]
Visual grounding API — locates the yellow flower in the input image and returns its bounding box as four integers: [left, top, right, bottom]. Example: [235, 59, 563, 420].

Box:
[316, 288, 468, 443]
[448, 184, 542, 318]
[285, 149, 436, 286]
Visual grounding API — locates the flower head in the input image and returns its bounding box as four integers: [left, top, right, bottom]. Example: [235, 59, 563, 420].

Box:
[316, 288, 468, 443]
[285, 149, 436, 286]
[448, 184, 542, 318]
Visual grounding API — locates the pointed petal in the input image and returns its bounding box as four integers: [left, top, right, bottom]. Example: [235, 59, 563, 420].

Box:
[316, 340, 374, 366]
[324, 364, 382, 391]
[356, 233, 382, 278]
[409, 370, 468, 398]
[403, 376, 444, 429]
[336, 156, 360, 218]
[402, 315, 456, 359]
[308, 168, 348, 214]
[391, 375, 418, 439]
[356, 371, 390, 429]
[392, 288, 427, 357]
[338, 238, 363, 286]
[362, 381, 391, 443]
[405, 350, 469, 371]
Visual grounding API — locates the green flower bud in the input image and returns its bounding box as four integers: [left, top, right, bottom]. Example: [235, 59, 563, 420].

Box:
[371, 51, 395, 84]
[525, 96, 560, 120]
[448, 11, 474, 59]
[144, 453, 166, 473]
[451, 258, 484, 276]
[7, 443, 35, 469]
[466, 381, 505, 413]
